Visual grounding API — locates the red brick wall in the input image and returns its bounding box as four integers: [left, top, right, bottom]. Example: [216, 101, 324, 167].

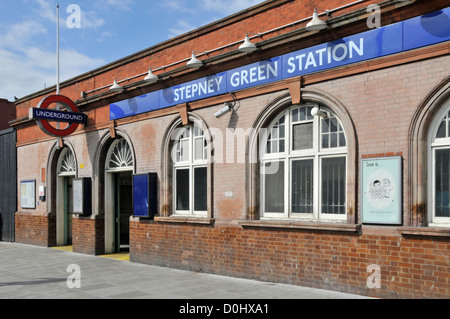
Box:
[130, 221, 450, 299]
[72, 216, 105, 255]
[15, 212, 56, 247]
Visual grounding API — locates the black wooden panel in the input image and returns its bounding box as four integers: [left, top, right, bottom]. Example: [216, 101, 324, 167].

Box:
[0, 128, 17, 242]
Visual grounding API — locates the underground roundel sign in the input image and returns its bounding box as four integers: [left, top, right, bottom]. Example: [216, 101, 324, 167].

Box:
[29, 95, 87, 137]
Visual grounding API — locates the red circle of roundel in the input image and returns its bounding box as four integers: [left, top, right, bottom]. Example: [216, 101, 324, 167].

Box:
[37, 95, 80, 137]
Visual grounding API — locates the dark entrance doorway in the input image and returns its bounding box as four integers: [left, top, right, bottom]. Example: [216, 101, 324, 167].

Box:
[113, 171, 133, 252]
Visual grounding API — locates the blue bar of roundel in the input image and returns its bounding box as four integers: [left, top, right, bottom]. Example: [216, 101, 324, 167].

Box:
[403, 7, 450, 51]
[110, 91, 160, 120]
[282, 22, 403, 79]
[227, 57, 282, 92]
[160, 72, 227, 108]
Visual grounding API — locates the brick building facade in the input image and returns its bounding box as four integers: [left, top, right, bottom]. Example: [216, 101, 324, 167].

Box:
[12, 0, 450, 298]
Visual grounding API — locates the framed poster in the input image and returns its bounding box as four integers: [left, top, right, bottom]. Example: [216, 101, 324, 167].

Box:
[361, 156, 402, 225]
[72, 178, 92, 215]
[133, 173, 157, 218]
[20, 180, 36, 209]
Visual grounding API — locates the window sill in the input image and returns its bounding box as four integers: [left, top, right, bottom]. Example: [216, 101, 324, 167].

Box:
[154, 216, 215, 225]
[398, 226, 450, 238]
[237, 219, 361, 233]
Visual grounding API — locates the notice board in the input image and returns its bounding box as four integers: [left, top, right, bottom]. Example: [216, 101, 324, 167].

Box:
[361, 156, 402, 225]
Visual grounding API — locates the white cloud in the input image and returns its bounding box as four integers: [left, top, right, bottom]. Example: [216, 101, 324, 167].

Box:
[161, 0, 265, 38]
[0, 45, 105, 100]
[0, 20, 47, 49]
[0, 3, 106, 100]
[34, 0, 57, 22]
[169, 20, 199, 38]
[95, 0, 135, 12]
[199, 0, 263, 15]
[80, 10, 106, 29]
[163, 0, 264, 16]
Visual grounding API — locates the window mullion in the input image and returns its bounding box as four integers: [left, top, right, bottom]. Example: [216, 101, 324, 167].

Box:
[189, 127, 194, 215]
[314, 154, 320, 219]
[313, 116, 320, 220]
[285, 109, 290, 218]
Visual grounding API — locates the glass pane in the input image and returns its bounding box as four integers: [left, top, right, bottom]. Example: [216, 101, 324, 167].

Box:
[300, 107, 306, 121]
[330, 133, 337, 148]
[339, 133, 346, 147]
[436, 120, 446, 138]
[194, 167, 207, 211]
[279, 140, 285, 153]
[195, 138, 204, 160]
[306, 106, 314, 120]
[322, 134, 329, 149]
[291, 159, 313, 213]
[279, 124, 285, 138]
[292, 108, 298, 122]
[321, 157, 346, 214]
[181, 140, 189, 161]
[264, 161, 284, 213]
[271, 127, 278, 139]
[194, 126, 202, 137]
[435, 149, 450, 217]
[330, 118, 338, 132]
[271, 140, 278, 153]
[322, 119, 329, 133]
[176, 169, 190, 211]
[293, 123, 313, 150]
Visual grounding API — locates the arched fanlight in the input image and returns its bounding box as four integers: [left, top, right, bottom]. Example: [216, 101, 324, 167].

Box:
[106, 138, 134, 171]
[58, 148, 77, 176]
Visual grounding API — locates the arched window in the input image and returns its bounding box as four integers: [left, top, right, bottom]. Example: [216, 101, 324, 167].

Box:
[261, 103, 347, 221]
[428, 99, 450, 226]
[172, 124, 207, 216]
[57, 148, 77, 176]
[106, 138, 134, 172]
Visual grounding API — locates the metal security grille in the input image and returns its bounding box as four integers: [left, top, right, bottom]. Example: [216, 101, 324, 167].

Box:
[0, 128, 16, 242]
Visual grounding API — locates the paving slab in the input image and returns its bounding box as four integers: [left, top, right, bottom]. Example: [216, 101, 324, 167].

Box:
[0, 242, 372, 301]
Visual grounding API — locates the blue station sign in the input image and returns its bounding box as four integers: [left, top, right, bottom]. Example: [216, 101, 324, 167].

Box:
[110, 7, 450, 120]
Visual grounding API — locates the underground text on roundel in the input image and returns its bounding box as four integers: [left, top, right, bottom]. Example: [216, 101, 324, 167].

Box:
[179, 303, 269, 316]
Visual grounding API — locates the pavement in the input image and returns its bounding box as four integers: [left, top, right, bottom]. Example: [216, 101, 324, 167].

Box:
[0, 241, 372, 301]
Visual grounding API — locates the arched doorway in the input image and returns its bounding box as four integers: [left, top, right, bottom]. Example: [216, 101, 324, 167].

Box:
[56, 147, 77, 246]
[104, 138, 135, 253]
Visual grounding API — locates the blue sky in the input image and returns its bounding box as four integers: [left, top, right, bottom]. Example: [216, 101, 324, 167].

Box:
[0, 0, 264, 101]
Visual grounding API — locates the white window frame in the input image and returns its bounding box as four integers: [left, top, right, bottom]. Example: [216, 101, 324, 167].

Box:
[172, 124, 207, 217]
[427, 99, 450, 227]
[260, 103, 347, 222]
[105, 138, 134, 173]
[57, 148, 77, 177]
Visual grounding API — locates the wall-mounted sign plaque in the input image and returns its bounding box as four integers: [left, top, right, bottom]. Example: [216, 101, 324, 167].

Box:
[361, 156, 402, 225]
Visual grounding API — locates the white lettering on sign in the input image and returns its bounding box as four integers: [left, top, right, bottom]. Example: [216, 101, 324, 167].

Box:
[287, 38, 364, 73]
[34, 109, 84, 122]
[229, 61, 278, 88]
[173, 77, 223, 102]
